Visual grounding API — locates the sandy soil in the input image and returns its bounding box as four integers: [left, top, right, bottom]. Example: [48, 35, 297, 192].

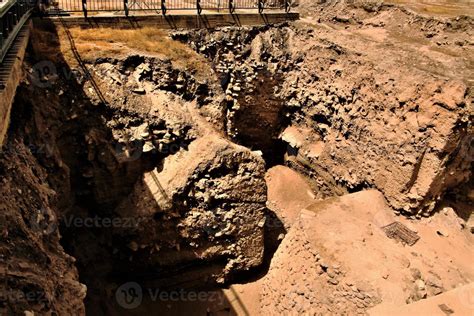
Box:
[265, 165, 316, 227]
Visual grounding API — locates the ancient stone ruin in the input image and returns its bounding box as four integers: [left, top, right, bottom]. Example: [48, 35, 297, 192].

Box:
[1, 0, 473, 315]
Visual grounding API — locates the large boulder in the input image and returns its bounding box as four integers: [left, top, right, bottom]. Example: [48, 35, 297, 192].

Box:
[113, 136, 268, 284]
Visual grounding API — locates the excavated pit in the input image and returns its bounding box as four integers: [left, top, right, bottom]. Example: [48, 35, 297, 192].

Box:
[1, 2, 473, 314]
[224, 69, 288, 167]
[0, 20, 295, 315]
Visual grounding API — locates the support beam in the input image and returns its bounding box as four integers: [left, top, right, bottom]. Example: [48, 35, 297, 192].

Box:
[54, 12, 299, 29]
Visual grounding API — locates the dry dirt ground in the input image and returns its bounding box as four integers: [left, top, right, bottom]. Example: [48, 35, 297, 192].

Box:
[0, 0, 473, 315]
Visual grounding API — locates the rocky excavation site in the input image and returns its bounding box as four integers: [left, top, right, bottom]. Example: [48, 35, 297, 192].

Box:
[0, 0, 473, 315]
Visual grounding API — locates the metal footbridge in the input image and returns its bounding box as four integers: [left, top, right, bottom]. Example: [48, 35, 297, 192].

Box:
[51, 0, 292, 17]
[0, 0, 34, 66]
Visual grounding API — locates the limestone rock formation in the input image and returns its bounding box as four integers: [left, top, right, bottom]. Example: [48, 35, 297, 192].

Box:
[182, 16, 473, 216]
[114, 136, 267, 283]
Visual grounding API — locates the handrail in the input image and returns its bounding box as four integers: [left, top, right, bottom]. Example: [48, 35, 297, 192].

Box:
[47, 0, 286, 17]
[0, 0, 35, 64]
[0, 0, 18, 16]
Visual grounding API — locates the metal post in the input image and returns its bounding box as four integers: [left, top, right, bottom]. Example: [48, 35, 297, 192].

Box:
[15, 4, 20, 22]
[161, 0, 166, 15]
[228, 0, 234, 13]
[197, 0, 202, 15]
[13, 6, 18, 23]
[82, 0, 87, 18]
[124, 0, 129, 17]
[7, 12, 13, 34]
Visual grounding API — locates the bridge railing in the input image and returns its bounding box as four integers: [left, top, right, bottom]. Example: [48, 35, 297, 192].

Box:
[52, 0, 290, 17]
[0, 0, 35, 64]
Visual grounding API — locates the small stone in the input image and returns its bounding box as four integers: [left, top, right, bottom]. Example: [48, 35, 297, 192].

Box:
[82, 169, 94, 178]
[153, 130, 166, 136]
[327, 269, 336, 278]
[132, 88, 146, 94]
[316, 265, 324, 275]
[442, 207, 454, 215]
[411, 268, 422, 280]
[128, 241, 138, 251]
[436, 230, 449, 237]
[415, 279, 426, 291]
[328, 278, 339, 285]
[143, 142, 155, 153]
[252, 150, 263, 157]
[426, 274, 444, 291]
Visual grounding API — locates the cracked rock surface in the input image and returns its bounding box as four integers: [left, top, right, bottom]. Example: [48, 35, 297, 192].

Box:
[178, 5, 473, 216]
